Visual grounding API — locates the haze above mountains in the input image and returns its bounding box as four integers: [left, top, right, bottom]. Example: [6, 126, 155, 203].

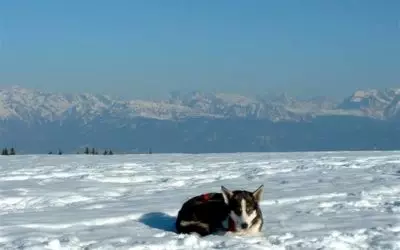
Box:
[0, 86, 399, 154]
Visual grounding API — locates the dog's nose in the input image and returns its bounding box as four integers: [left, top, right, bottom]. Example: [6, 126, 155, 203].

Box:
[241, 223, 248, 229]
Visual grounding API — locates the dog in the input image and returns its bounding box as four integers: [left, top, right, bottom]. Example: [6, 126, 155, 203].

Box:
[175, 185, 264, 236]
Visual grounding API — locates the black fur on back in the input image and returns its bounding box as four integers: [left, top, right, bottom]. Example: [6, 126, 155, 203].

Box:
[175, 193, 230, 236]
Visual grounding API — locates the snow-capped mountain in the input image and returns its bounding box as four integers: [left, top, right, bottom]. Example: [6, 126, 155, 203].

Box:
[337, 88, 400, 119]
[384, 94, 400, 120]
[1, 86, 399, 123]
[0, 86, 116, 122]
[0, 86, 212, 123]
[1, 85, 399, 154]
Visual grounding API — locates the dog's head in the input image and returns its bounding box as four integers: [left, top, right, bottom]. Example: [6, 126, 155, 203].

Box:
[221, 185, 264, 232]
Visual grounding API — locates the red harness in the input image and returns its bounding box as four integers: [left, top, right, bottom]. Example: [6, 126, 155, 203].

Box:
[201, 193, 236, 232]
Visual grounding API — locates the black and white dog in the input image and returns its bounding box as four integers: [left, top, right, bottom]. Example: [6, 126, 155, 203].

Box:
[175, 185, 264, 236]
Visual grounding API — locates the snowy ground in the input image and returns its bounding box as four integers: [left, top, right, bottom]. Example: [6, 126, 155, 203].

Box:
[0, 151, 399, 250]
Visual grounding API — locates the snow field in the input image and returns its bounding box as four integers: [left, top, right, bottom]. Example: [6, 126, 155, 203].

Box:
[0, 151, 399, 249]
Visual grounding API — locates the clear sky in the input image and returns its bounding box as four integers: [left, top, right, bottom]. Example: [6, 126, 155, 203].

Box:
[0, 0, 399, 100]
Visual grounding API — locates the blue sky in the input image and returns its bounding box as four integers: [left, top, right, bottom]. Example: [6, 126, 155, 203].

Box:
[0, 1, 399, 100]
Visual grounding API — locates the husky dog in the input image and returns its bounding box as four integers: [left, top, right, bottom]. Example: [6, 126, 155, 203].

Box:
[175, 185, 264, 236]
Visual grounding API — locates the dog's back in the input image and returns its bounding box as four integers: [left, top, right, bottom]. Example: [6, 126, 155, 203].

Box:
[175, 193, 229, 236]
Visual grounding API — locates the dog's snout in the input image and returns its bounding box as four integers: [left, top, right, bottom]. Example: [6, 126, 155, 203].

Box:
[241, 223, 248, 229]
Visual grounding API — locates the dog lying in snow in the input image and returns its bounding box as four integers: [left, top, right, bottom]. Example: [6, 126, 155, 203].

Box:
[175, 185, 264, 236]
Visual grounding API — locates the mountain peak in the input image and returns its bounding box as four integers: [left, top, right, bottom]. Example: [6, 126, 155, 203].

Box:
[0, 85, 399, 122]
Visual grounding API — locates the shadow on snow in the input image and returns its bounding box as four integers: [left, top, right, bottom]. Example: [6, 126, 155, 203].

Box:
[138, 212, 177, 233]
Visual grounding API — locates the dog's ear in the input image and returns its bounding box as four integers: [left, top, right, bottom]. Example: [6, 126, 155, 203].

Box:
[221, 186, 233, 205]
[252, 184, 264, 203]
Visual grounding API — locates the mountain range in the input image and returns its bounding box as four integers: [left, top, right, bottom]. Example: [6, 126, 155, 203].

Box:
[0, 86, 399, 154]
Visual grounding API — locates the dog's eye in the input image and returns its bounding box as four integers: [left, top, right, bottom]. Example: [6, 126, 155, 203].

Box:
[246, 203, 254, 212]
[233, 206, 242, 215]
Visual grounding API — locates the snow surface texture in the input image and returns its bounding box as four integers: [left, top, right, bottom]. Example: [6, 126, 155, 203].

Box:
[0, 151, 399, 250]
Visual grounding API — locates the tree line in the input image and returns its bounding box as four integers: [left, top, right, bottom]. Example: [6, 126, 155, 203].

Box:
[2, 146, 152, 155]
[82, 147, 114, 155]
[1, 147, 16, 155]
[48, 147, 114, 155]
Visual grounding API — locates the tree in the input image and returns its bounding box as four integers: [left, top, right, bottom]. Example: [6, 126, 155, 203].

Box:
[103, 150, 108, 155]
[109, 150, 113, 155]
[58, 149, 63, 155]
[48, 151, 53, 154]
[91, 148, 96, 155]
[9, 148, 15, 155]
[2, 148, 8, 156]
[84, 147, 89, 154]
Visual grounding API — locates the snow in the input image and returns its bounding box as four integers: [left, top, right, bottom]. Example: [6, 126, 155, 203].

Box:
[0, 151, 399, 250]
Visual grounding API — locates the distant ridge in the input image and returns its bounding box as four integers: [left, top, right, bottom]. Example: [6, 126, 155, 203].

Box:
[0, 85, 399, 122]
[0, 85, 399, 154]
